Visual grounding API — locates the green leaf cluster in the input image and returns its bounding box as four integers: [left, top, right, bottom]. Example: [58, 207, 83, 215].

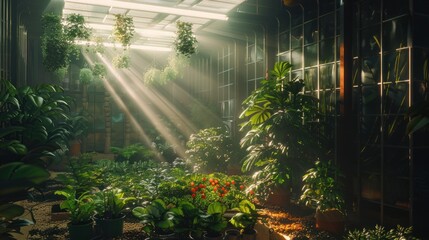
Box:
[54, 187, 95, 224]
[345, 225, 419, 240]
[174, 21, 198, 58]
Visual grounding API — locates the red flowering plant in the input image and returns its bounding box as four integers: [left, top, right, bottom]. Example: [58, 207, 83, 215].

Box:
[185, 173, 253, 210]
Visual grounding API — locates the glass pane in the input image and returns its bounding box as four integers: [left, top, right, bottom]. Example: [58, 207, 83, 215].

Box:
[412, 48, 429, 81]
[414, 0, 429, 15]
[290, 7, 303, 27]
[361, 117, 381, 146]
[320, 64, 335, 89]
[384, 115, 408, 146]
[360, 0, 381, 27]
[304, 20, 318, 45]
[383, 50, 409, 83]
[320, 13, 335, 40]
[383, 83, 409, 115]
[304, 44, 317, 67]
[414, 15, 429, 48]
[320, 38, 335, 63]
[320, 90, 336, 113]
[361, 25, 381, 56]
[319, 0, 335, 15]
[291, 26, 303, 49]
[279, 52, 290, 63]
[303, 0, 318, 21]
[304, 67, 318, 91]
[292, 70, 303, 80]
[291, 48, 303, 69]
[279, 31, 290, 52]
[362, 84, 381, 115]
[362, 56, 381, 84]
[384, 147, 409, 205]
[383, 0, 409, 20]
[382, 17, 409, 52]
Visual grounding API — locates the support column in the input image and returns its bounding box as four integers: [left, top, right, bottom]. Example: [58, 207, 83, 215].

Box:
[338, 0, 355, 212]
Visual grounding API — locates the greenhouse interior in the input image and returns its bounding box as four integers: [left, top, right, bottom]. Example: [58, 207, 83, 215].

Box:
[1, 0, 429, 239]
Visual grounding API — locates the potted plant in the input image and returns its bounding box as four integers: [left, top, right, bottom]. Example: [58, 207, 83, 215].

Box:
[229, 200, 259, 240]
[66, 112, 89, 156]
[199, 202, 227, 240]
[240, 61, 323, 208]
[93, 187, 135, 238]
[55, 187, 95, 240]
[299, 160, 345, 235]
[132, 198, 181, 239]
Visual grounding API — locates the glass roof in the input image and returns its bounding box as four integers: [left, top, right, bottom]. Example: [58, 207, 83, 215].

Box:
[63, 0, 246, 51]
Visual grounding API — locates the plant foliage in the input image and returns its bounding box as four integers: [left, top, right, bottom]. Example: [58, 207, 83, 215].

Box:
[174, 21, 198, 58]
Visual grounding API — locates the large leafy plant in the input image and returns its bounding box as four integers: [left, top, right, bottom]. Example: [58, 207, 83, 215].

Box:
[345, 225, 419, 240]
[94, 187, 135, 219]
[299, 160, 344, 212]
[229, 200, 259, 234]
[132, 199, 182, 236]
[55, 187, 95, 225]
[239, 61, 323, 195]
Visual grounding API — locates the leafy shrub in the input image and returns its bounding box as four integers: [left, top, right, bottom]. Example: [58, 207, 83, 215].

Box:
[110, 143, 154, 162]
[185, 127, 233, 173]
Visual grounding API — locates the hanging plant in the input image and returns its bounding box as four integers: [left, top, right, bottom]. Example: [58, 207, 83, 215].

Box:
[41, 13, 70, 72]
[113, 14, 135, 48]
[41, 13, 91, 72]
[112, 54, 130, 69]
[174, 21, 198, 58]
[64, 13, 91, 41]
[92, 62, 107, 80]
[143, 67, 162, 85]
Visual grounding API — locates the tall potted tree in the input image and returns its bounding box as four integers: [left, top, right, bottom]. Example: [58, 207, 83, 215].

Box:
[240, 61, 324, 208]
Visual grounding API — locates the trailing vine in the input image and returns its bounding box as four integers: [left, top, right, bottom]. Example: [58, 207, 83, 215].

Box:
[174, 21, 198, 58]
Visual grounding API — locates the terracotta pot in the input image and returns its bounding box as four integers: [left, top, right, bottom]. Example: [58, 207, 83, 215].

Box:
[315, 209, 345, 235]
[68, 222, 93, 240]
[264, 184, 291, 209]
[69, 140, 81, 156]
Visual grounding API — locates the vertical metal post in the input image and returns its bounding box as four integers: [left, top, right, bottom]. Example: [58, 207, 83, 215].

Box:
[338, 0, 355, 211]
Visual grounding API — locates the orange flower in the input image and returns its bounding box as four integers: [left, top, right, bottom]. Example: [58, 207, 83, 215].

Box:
[231, 180, 235, 185]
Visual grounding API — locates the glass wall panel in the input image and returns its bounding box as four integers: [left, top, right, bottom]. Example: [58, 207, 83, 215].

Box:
[291, 26, 303, 49]
[304, 67, 318, 92]
[320, 13, 335, 40]
[320, 38, 335, 63]
[320, 64, 335, 89]
[304, 44, 317, 67]
[304, 20, 318, 44]
[382, 17, 408, 52]
[360, 0, 381, 27]
[279, 31, 290, 52]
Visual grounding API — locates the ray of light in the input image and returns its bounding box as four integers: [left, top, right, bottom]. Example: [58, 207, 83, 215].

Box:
[95, 53, 188, 159]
